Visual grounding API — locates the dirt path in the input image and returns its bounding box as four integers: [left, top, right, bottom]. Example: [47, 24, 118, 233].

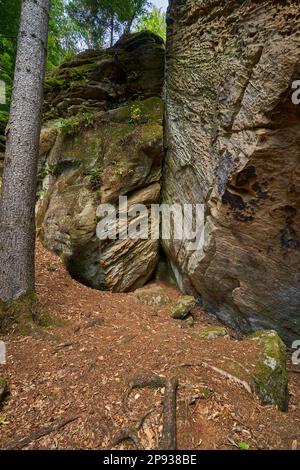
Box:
[0, 242, 300, 450]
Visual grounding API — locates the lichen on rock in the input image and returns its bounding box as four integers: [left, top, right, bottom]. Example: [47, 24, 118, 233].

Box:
[171, 295, 195, 319]
[249, 330, 288, 412]
[194, 325, 228, 340]
[133, 284, 171, 307]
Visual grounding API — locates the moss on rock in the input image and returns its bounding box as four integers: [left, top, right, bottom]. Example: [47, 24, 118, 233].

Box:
[171, 296, 195, 319]
[249, 330, 288, 412]
[194, 325, 228, 340]
[0, 291, 63, 335]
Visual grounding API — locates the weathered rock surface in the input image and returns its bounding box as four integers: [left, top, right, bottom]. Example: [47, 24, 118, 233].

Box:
[37, 32, 165, 292]
[163, 0, 300, 342]
[133, 284, 171, 306]
[44, 31, 165, 120]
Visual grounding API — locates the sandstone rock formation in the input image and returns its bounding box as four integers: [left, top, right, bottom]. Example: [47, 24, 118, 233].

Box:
[37, 32, 165, 292]
[43, 31, 164, 120]
[163, 0, 300, 342]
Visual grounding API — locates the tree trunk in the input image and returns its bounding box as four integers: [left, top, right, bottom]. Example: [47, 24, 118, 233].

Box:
[110, 14, 114, 47]
[0, 0, 50, 301]
[124, 16, 135, 35]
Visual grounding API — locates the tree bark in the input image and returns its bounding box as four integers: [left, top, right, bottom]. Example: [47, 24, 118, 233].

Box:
[0, 0, 50, 301]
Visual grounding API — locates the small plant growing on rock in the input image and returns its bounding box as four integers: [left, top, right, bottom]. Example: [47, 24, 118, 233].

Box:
[87, 166, 103, 190]
[130, 103, 143, 123]
[36, 188, 48, 199]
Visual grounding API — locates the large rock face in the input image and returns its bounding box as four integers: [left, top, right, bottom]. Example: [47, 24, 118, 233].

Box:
[43, 31, 164, 120]
[37, 32, 165, 292]
[163, 0, 300, 342]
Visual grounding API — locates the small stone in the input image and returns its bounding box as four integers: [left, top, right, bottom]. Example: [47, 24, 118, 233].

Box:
[194, 325, 228, 340]
[171, 296, 195, 319]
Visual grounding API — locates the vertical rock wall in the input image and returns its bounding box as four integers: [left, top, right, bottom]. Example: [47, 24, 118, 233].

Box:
[163, 0, 300, 342]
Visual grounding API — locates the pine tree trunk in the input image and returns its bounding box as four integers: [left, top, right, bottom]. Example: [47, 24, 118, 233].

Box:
[0, 0, 50, 301]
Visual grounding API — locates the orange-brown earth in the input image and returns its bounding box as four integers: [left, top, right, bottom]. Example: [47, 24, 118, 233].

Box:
[0, 242, 300, 450]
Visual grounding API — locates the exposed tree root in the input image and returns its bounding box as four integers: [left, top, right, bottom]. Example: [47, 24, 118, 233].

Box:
[2, 414, 80, 450]
[160, 376, 178, 450]
[123, 374, 166, 412]
[108, 410, 154, 450]
[121, 373, 179, 450]
[109, 429, 141, 449]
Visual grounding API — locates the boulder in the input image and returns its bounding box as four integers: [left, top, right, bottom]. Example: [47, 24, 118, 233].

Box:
[199, 329, 288, 411]
[163, 0, 300, 342]
[171, 295, 195, 319]
[38, 97, 164, 292]
[133, 284, 171, 307]
[249, 330, 288, 411]
[38, 32, 165, 292]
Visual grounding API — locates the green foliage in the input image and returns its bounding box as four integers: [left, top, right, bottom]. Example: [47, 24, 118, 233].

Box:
[0, 0, 79, 139]
[36, 188, 49, 199]
[47, 0, 79, 70]
[87, 166, 103, 190]
[136, 6, 166, 41]
[130, 102, 143, 122]
[67, 0, 150, 47]
[237, 441, 250, 451]
[57, 112, 96, 136]
[0, 0, 21, 116]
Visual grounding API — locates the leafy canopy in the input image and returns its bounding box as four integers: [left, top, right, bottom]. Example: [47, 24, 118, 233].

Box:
[67, 0, 151, 48]
[136, 6, 166, 41]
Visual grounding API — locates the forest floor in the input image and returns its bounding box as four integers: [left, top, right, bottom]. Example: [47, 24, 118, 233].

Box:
[0, 242, 300, 450]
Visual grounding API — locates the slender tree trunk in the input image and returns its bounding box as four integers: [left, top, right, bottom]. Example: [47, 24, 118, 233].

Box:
[0, 0, 50, 301]
[110, 14, 114, 47]
[125, 15, 135, 35]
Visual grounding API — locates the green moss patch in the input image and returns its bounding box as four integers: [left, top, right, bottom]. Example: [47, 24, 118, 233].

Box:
[171, 296, 195, 319]
[108, 97, 164, 125]
[0, 291, 64, 335]
[194, 325, 228, 340]
[249, 330, 288, 411]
